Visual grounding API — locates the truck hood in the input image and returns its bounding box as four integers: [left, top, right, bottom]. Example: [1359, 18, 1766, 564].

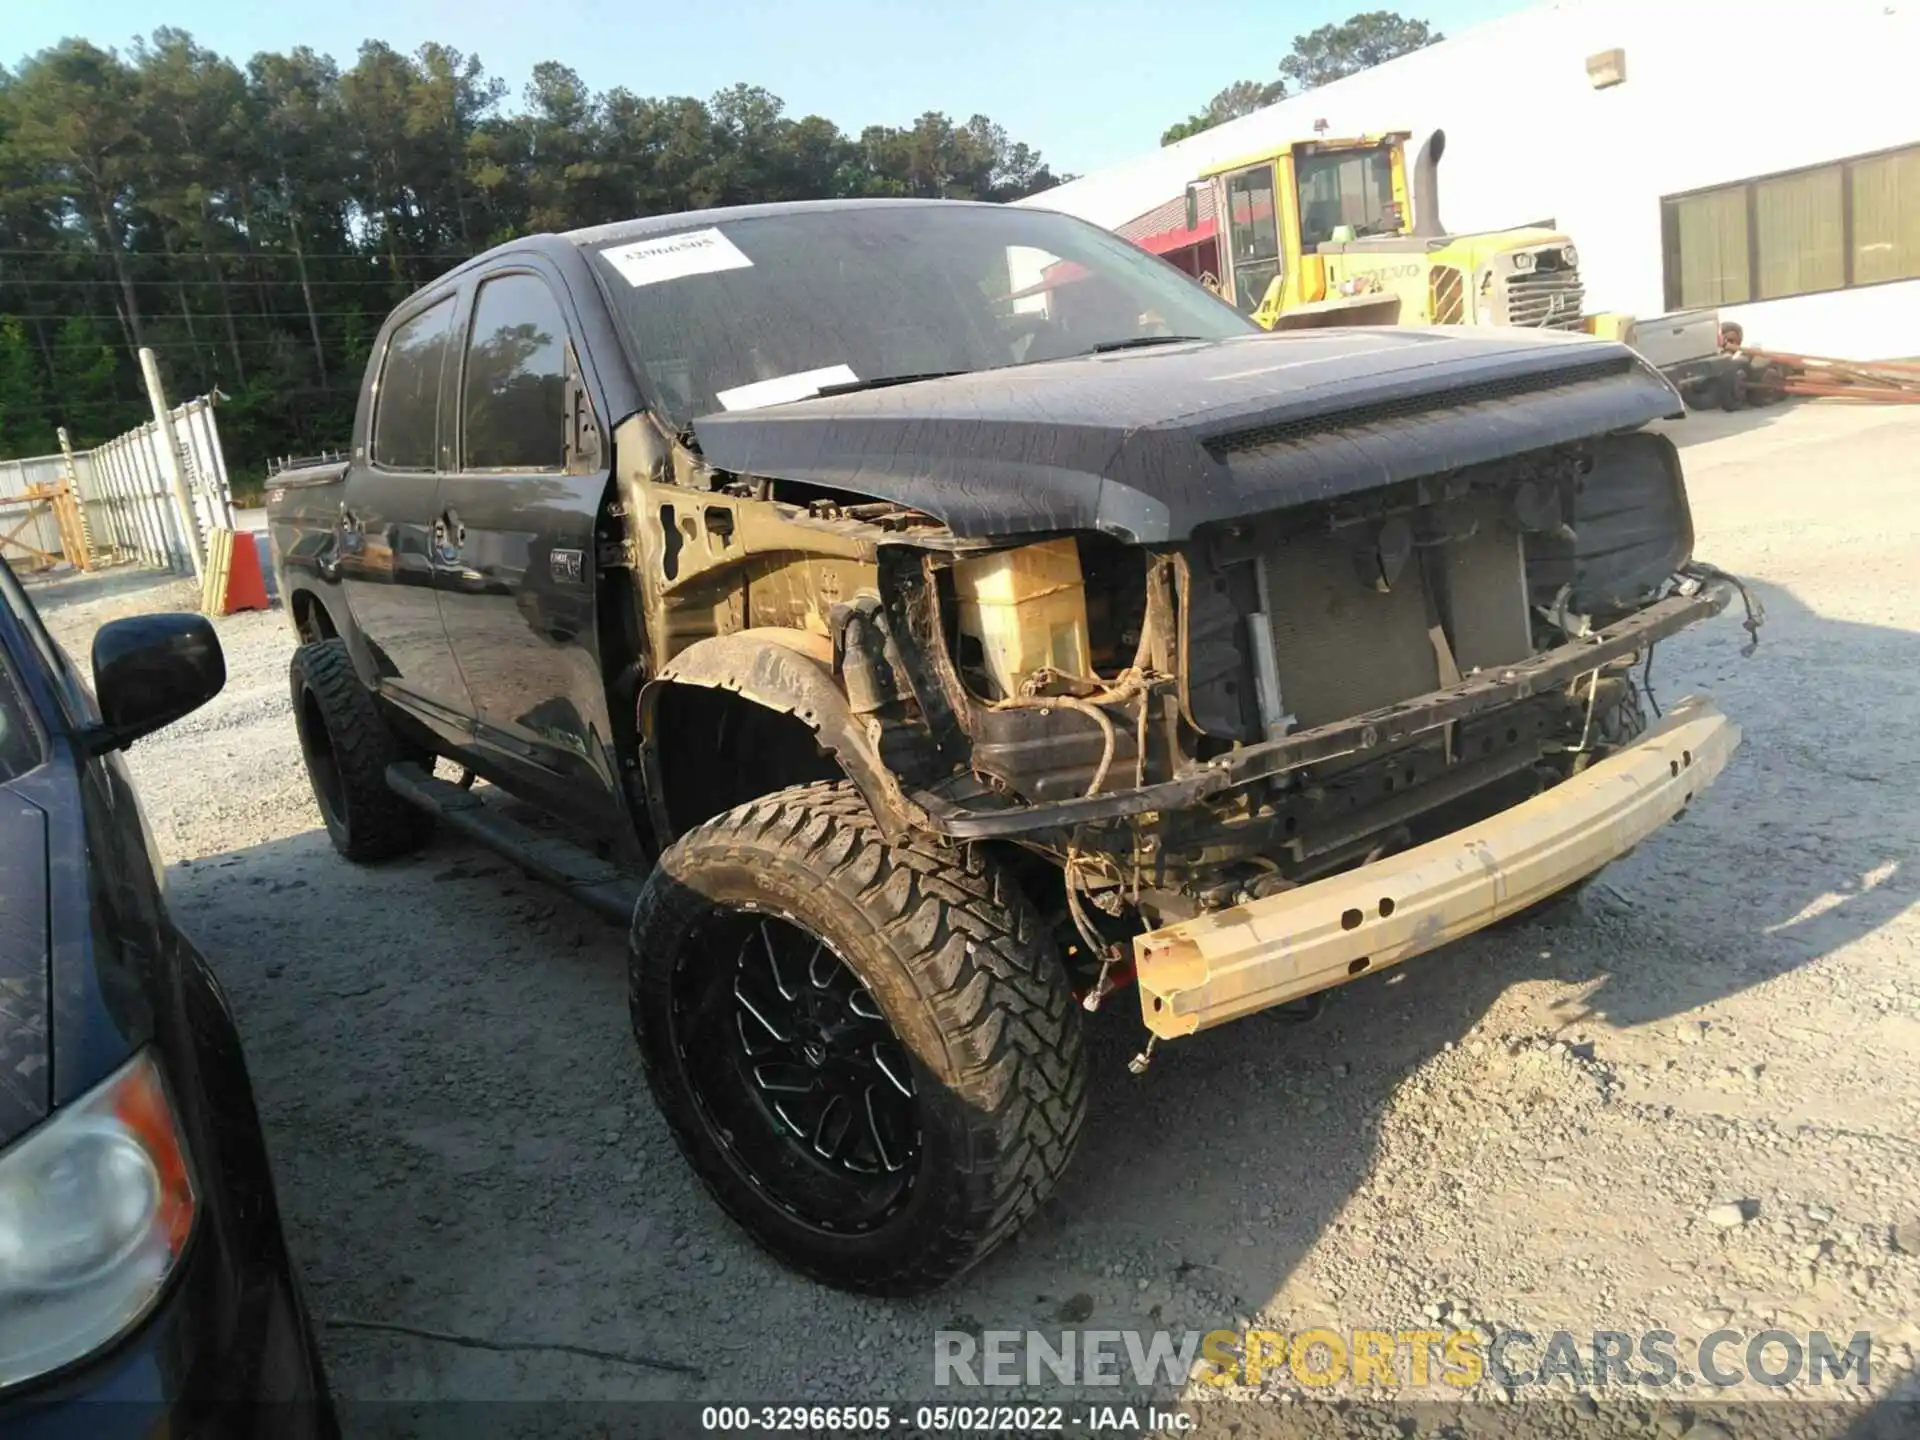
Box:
[689, 327, 1683, 543]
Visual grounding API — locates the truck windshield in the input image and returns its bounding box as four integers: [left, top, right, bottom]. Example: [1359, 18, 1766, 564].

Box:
[1296, 147, 1399, 248]
[584, 204, 1255, 423]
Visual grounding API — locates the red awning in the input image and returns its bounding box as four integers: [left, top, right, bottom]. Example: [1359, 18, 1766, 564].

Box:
[1136, 219, 1217, 256]
[1118, 191, 1211, 244]
[1115, 186, 1263, 259]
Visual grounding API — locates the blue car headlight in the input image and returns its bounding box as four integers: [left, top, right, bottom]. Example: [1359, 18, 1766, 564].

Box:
[0, 1049, 197, 1388]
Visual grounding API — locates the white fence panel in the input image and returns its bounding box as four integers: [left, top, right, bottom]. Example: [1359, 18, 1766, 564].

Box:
[1, 392, 236, 576]
[0, 453, 77, 563]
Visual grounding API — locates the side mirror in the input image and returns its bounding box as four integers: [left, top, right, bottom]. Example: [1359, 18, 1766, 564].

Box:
[1184, 182, 1203, 234]
[86, 614, 226, 754]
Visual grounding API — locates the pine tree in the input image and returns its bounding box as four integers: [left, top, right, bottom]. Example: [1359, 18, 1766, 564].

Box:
[48, 315, 131, 449]
[0, 316, 54, 456]
[0, 30, 1065, 474]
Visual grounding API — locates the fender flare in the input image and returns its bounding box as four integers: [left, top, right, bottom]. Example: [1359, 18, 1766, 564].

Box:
[638, 628, 928, 843]
[287, 582, 346, 643]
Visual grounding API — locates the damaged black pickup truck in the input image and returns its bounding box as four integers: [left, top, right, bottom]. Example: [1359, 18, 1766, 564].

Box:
[266, 198, 1753, 1295]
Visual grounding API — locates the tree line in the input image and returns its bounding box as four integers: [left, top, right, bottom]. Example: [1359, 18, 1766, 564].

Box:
[0, 32, 1069, 484]
[1160, 11, 1443, 145]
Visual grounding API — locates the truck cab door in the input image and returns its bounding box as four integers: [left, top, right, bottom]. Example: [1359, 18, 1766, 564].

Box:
[1220, 161, 1287, 322]
[338, 291, 475, 745]
[432, 264, 623, 827]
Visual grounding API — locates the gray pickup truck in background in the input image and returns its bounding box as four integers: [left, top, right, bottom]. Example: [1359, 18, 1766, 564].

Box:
[266, 196, 1753, 1295]
[1624, 308, 1756, 410]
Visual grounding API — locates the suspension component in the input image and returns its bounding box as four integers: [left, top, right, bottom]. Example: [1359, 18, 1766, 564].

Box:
[1082, 945, 1125, 1012]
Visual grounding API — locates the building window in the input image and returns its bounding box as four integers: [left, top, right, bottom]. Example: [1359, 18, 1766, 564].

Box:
[1662, 143, 1920, 310]
[1668, 188, 1750, 306]
[1754, 168, 1844, 299]
[1852, 147, 1920, 286]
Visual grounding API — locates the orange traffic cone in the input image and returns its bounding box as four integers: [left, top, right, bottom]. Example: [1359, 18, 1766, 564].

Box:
[201, 529, 272, 616]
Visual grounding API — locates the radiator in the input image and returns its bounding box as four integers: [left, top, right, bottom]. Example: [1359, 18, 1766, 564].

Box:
[1263, 532, 1440, 730]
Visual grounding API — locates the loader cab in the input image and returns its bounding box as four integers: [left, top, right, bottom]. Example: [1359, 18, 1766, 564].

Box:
[1162, 129, 1590, 334]
[1195, 133, 1415, 324]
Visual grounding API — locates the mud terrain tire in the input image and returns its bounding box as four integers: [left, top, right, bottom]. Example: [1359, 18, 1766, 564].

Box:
[290, 638, 434, 862]
[630, 780, 1087, 1295]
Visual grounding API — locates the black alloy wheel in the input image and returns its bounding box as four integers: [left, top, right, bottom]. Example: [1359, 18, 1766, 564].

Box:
[674, 910, 920, 1232]
[629, 780, 1087, 1295]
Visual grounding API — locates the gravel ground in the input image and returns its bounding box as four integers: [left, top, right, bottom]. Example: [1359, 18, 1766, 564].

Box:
[25, 401, 1920, 1437]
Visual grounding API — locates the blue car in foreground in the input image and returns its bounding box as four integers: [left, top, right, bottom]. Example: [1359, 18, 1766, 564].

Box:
[0, 557, 335, 1437]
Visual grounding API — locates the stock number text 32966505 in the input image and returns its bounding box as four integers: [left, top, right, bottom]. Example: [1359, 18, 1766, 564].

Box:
[699, 1404, 1077, 1432]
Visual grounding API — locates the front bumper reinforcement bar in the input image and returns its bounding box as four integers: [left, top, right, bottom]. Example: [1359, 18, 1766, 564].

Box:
[1131, 693, 1740, 1037]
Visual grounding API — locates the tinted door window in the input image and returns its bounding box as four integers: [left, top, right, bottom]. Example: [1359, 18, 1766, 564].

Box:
[461, 274, 569, 471]
[372, 297, 455, 470]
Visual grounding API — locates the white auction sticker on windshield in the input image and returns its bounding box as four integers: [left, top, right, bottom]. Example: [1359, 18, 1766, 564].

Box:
[715, 365, 859, 412]
[600, 228, 753, 287]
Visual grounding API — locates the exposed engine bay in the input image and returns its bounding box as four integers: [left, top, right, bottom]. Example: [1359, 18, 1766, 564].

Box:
[630, 413, 1748, 975]
[877, 430, 1707, 918]
[603, 299, 1759, 1058]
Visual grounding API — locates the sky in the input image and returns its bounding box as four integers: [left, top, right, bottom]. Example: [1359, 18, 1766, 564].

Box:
[2, 0, 1527, 177]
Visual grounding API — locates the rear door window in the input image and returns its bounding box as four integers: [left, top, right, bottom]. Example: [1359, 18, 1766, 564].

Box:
[372, 297, 456, 470]
[460, 273, 569, 471]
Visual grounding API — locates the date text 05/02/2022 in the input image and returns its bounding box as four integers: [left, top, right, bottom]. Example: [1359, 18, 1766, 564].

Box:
[698, 1404, 1195, 1432]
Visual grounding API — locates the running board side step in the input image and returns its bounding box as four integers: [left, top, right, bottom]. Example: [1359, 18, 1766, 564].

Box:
[385, 762, 645, 925]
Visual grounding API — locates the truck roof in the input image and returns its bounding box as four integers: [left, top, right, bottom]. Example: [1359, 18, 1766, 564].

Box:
[1194, 131, 1411, 180]
[562, 196, 1007, 251]
[423, 198, 1019, 290]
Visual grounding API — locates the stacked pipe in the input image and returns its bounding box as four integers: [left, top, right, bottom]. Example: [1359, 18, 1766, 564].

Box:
[1738, 348, 1920, 404]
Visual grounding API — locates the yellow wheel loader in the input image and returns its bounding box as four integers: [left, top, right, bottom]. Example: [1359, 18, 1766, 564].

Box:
[1145, 128, 1744, 405]
[1172, 130, 1588, 333]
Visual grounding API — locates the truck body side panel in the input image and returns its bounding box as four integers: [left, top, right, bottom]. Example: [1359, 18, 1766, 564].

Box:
[432, 260, 625, 827]
[339, 289, 476, 742]
[265, 461, 350, 642]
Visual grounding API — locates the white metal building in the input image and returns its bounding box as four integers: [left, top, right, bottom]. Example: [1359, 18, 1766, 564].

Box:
[1017, 0, 1920, 359]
